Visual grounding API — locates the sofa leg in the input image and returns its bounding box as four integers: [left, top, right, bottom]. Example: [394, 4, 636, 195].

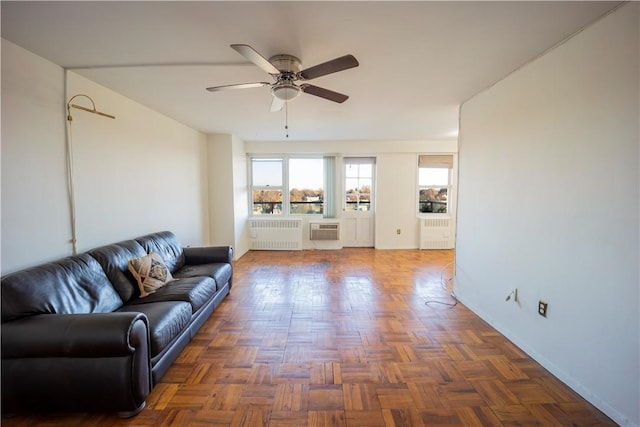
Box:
[117, 401, 145, 418]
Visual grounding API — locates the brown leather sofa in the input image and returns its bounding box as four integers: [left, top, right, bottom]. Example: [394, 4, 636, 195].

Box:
[1, 231, 232, 417]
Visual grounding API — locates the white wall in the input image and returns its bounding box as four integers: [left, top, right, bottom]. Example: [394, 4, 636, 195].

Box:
[68, 73, 209, 251]
[207, 133, 250, 259]
[1, 39, 70, 272]
[375, 154, 421, 248]
[231, 134, 250, 258]
[1, 39, 210, 274]
[455, 4, 639, 426]
[244, 139, 457, 250]
[208, 134, 235, 246]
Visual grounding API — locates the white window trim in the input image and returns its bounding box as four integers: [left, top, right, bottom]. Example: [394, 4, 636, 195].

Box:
[343, 157, 376, 213]
[249, 155, 327, 217]
[417, 154, 457, 219]
[249, 157, 285, 216]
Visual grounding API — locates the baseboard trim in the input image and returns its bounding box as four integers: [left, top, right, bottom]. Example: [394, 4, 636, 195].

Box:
[455, 292, 637, 427]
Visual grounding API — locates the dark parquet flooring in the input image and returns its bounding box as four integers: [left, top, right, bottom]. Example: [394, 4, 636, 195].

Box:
[3, 249, 616, 426]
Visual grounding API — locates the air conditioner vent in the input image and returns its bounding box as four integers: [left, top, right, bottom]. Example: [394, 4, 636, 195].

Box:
[309, 222, 340, 241]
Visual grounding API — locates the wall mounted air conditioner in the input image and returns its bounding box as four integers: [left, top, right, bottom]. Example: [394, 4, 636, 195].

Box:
[309, 222, 340, 241]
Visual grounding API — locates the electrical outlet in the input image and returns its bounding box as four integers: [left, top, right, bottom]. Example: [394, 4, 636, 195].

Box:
[538, 301, 548, 317]
[396, 228, 401, 235]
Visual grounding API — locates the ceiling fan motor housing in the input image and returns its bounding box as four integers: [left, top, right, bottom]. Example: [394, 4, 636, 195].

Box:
[269, 54, 303, 101]
[269, 54, 302, 74]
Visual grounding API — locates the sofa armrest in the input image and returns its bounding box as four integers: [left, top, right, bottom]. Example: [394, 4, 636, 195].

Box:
[2, 312, 151, 416]
[2, 312, 149, 358]
[183, 245, 233, 265]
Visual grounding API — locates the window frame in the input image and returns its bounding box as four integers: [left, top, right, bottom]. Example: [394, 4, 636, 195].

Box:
[249, 155, 326, 217]
[250, 158, 285, 216]
[417, 155, 454, 216]
[343, 158, 375, 212]
[288, 157, 325, 215]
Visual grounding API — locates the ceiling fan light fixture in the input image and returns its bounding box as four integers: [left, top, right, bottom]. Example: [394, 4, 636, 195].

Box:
[272, 84, 301, 101]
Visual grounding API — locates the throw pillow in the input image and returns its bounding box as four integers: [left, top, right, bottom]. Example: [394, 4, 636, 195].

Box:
[128, 252, 174, 297]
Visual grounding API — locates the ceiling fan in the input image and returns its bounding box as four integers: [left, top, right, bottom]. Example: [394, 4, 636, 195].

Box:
[206, 44, 359, 112]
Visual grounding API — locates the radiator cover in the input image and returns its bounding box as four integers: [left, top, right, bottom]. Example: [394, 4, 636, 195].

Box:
[249, 218, 303, 250]
[419, 218, 455, 249]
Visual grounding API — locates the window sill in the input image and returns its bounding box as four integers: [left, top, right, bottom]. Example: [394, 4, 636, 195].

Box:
[417, 213, 452, 219]
[250, 214, 325, 218]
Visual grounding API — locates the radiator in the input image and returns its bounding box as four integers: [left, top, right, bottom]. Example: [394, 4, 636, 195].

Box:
[419, 218, 455, 249]
[309, 222, 340, 241]
[249, 218, 303, 250]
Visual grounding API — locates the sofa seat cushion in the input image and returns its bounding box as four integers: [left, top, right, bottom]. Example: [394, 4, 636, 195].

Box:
[125, 277, 217, 313]
[174, 263, 232, 289]
[1, 254, 123, 322]
[118, 301, 191, 357]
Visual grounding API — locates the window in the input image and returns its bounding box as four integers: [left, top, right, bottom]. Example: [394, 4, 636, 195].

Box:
[344, 159, 373, 211]
[250, 156, 326, 216]
[418, 155, 453, 214]
[289, 158, 324, 215]
[251, 158, 283, 215]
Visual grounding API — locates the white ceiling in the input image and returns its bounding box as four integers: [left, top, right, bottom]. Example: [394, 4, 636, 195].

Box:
[1, 1, 620, 142]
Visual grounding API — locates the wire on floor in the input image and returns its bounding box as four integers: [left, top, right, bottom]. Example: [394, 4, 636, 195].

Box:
[425, 261, 458, 309]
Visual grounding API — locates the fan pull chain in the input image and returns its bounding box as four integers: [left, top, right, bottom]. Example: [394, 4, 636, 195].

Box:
[285, 101, 289, 138]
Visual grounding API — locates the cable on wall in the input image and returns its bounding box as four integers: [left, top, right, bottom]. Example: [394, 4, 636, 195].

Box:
[65, 93, 115, 254]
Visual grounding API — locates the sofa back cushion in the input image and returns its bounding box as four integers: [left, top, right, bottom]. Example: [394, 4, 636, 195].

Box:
[1, 254, 123, 322]
[135, 231, 185, 273]
[89, 240, 147, 302]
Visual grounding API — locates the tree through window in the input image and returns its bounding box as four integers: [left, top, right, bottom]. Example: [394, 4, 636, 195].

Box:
[344, 159, 373, 212]
[418, 155, 453, 214]
[250, 157, 325, 216]
[251, 158, 283, 215]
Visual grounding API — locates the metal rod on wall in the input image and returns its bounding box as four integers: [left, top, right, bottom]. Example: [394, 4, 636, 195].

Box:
[65, 93, 115, 254]
[66, 94, 115, 121]
[69, 103, 115, 119]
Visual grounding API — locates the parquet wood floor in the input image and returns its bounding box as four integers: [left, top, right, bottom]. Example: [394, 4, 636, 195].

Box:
[3, 249, 616, 427]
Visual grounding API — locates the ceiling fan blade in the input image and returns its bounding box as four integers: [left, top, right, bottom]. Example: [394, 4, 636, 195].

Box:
[301, 84, 349, 103]
[231, 44, 280, 75]
[299, 54, 359, 80]
[206, 82, 271, 92]
[270, 97, 285, 112]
